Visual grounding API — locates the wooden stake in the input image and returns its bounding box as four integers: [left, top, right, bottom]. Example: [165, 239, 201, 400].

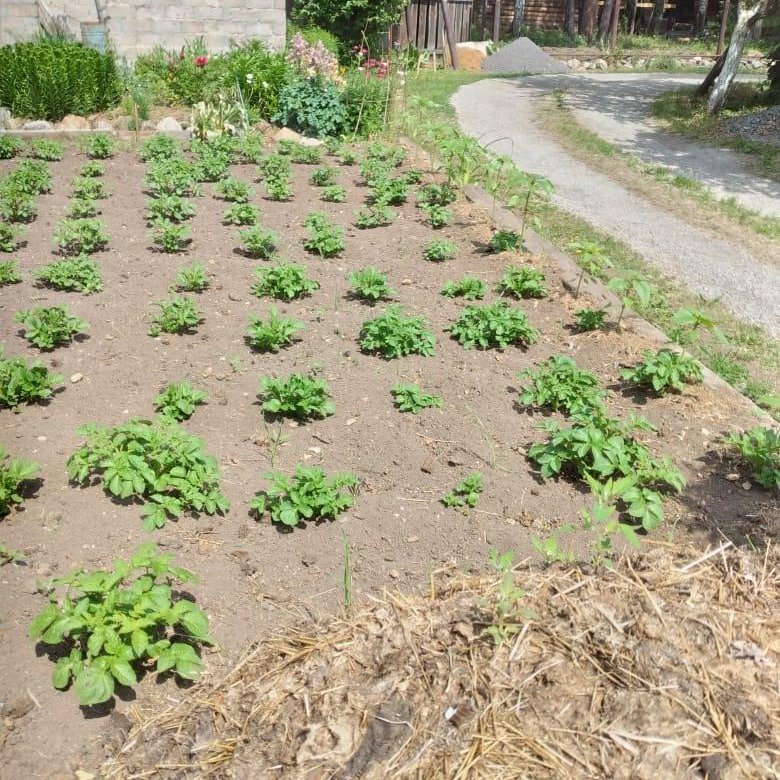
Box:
[439, 0, 459, 69]
[717, 0, 731, 56]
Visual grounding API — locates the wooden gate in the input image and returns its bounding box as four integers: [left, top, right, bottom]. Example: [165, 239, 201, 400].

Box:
[397, 0, 474, 50]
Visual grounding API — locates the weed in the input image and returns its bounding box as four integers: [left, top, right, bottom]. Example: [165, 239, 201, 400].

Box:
[0, 260, 21, 286]
[568, 240, 613, 297]
[67, 418, 229, 529]
[309, 167, 337, 187]
[726, 427, 779, 490]
[423, 239, 457, 262]
[250, 465, 357, 528]
[421, 203, 452, 229]
[251, 261, 319, 301]
[303, 212, 345, 257]
[246, 308, 304, 352]
[14, 306, 89, 350]
[484, 549, 526, 644]
[575, 308, 607, 332]
[519, 356, 606, 417]
[35, 255, 103, 294]
[151, 220, 191, 253]
[355, 205, 394, 229]
[0, 352, 63, 410]
[146, 195, 196, 224]
[259, 373, 334, 420]
[0, 135, 22, 159]
[392, 383, 442, 414]
[239, 226, 279, 259]
[29, 139, 63, 161]
[417, 182, 456, 207]
[320, 184, 346, 203]
[0, 446, 38, 516]
[488, 229, 524, 254]
[223, 203, 258, 226]
[67, 198, 100, 218]
[53, 218, 108, 255]
[448, 302, 539, 350]
[348, 267, 394, 302]
[442, 472, 483, 509]
[149, 295, 202, 336]
[79, 161, 105, 178]
[30, 543, 210, 705]
[214, 177, 253, 202]
[496, 266, 548, 299]
[0, 189, 37, 223]
[359, 305, 436, 359]
[154, 381, 207, 421]
[72, 177, 108, 200]
[0, 222, 22, 252]
[0, 543, 25, 565]
[173, 263, 209, 292]
[440, 276, 486, 300]
[531, 525, 575, 564]
[622, 349, 703, 395]
[606, 273, 653, 327]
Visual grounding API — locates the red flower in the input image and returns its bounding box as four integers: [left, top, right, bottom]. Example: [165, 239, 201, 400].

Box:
[195, 55, 208, 68]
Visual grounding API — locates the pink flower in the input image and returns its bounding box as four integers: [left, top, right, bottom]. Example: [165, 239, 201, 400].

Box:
[195, 55, 208, 68]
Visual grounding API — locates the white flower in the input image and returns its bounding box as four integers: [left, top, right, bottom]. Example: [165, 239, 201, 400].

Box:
[246, 73, 254, 83]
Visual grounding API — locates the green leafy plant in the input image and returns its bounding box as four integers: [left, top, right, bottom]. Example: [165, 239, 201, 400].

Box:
[86, 133, 114, 160]
[264, 172, 293, 201]
[320, 184, 346, 202]
[442, 472, 483, 509]
[14, 306, 89, 350]
[67, 198, 100, 219]
[531, 525, 575, 564]
[348, 267, 394, 302]
[574, 308, 607, 332]
[337, 147, 358, 166]
[259, 373, 334, 420]
[273, 77, 345, 138]
[144, 158, 200, 197]
[448, 302, 539, 350]
[0, 352, 63, 410]
[28, 139, 63, 162]
[251, 261, 319, 301]
[7, 160, 52, 194]
[519, 356, 606, 418]
[726, 427, 779, 490]
[0, 189, 37, 223]
[309, 166, 337, 187]
[484, 549, 526, 645]
[214, 176, 253, 202]
[0, 135, 21, 159]
[173, 263, 209, 293]
[146, 195, 195, 224]
[496, 266, 547, 299]
[417, 182, 456, 207]
[392, 383, 442, 414]
[0, 543, 25, 565]
[0, 446, 38, 516]
[276, 139, 323, 164]
[568, 240, 613, 298]
[139, 134, 181, 162]
[303, 212, 345, 257]
[0, 222, 22, 252]
[0, 259, 21, 286]
[54, 218, 108, 255]
[606, 273, 653, 328]
[35, 255, 103, 294]
[250, 465, 357, 528]
[222, 203, 258, 226]
[79, 161, 105, 178]
[151, 220, 191, 253]
[359, 305, 436, 359]
[239, 226, 279, 259]
[192, 149, 231, 183]
[369, 175, 408, 206]
[440, 276, 485, 300]
[29, 543, 210, 706]
[154, 381, 207, 421]
[488, 229, 524, 254]
[72, 177, 108, 201]
[423, 239, 457, 263]
[67, 418, 229, 530]
[149, 295, 202, 336]
[622, 349, 703, 396]
[355, 204, 394, 229]
[246, 308, 304, 352]
[421, 203, 452, 229]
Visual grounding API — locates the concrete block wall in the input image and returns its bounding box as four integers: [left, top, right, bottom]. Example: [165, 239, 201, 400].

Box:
[0, 0, 286, 58]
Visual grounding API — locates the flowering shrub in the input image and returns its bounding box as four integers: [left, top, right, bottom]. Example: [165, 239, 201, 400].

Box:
[352, 46, 390, 78]
[286, 33, 342, 83]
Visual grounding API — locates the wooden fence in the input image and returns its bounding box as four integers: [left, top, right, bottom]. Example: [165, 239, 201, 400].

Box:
[396, 0, 474, 51]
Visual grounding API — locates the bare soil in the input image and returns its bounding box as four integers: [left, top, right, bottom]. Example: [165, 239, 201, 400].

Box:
[0, 142, 776, 778]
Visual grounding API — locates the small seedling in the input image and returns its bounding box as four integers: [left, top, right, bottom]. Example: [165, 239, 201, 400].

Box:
[251, 262, 319, 301]
[519, 356, 606, 417]
[72, 177, 108, 200]
[146, 195, 195, 224]
[488, 229, 524, 254]
[726, 427, 779, 490]
[321, 185, 346, 203]
[568, 240, 613, 298]
[79, 161, 105, 178]
[442, 472, 483, 509]
[392, 383, 442, 414]
[440, 276, 485, 300]
[0, 544, 25, 565]
[448, 302, 539, 350]
[223, 203, 258, 226]
[355, 205, 394, 229]
[359, 305, 436, 359]
[303, 212, 345, 257]
[36, 256, 103, 294]
[151, 220, 191, 253]
[496, 266, 547, 299]
[0, 222, 22, 252]
[250, 465, 357, 528]
[531, 525, 576, 564]
[348, 267, 394, 302]
[259, 373, 334, 420]
[421, 203, 452, 229]
[0, 446, 39, 516]
[29, 139, 63, 161]
[86, 134, 114, 159]
[310, 167, 337, 187]
[15, 306, 89, 350]
[67, 198, 100, 219]
[239, 226, 278, 259]
[423, 239, 457, 262]
[621, 349, 703, 396]
[574, 308, 607, 332]
[606, 273, 653, 328]
[214, 177, 253, 202]
[154, 381, 207, 421]
[149, 295, 202, 336]
[0, 352, 63, 410]
[54, 218, 108, 255]
[484, 549, 526, 645]
[173, 263, 209, 292]
[0, 260, 21, 286]
[246, 308, 304, 352]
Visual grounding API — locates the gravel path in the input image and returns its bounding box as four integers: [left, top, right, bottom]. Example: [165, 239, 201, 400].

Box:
[452, 76, 780, 337]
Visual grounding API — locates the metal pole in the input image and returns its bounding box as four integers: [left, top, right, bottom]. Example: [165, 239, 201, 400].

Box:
[439, 0, 459, 69]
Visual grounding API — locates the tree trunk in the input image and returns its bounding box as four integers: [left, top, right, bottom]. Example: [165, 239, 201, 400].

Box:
[493, 0, 502, 41]
[707, 0, 766, 113]
[695, 49, 727, 95]
[627, 0, 638, 33]
[597, 0, 615, 45]
[565, 0, 577, 37]
[649, 0, 665, 33]
[513, 0, 526, 34]
[694, 0, 709, 36]
[580, 0, 598, 41]
[609, 0, 620, 50]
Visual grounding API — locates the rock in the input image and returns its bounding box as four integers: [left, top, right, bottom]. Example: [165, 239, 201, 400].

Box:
[156, 116, 183, 133]
[726, 473, 740, 482]
[274, 127, 302, 143]
[583, 61, 595, 70]
[58, 114, 90, 130]
[22, 120, 53, 131]
[456, 41, 488, 73]
[388, 569, 401, 579]
[299, 135, 323, 147]
[593, 58, 609, 70]
[566, 58, 582, 70]
[92, 119, 113, 131]
[70, 373, 83, 383]
[141, 120, 157, 132]
[113, 115, 131, 131]
[0, 107, 10, 130]
[3, 694, 34, 720]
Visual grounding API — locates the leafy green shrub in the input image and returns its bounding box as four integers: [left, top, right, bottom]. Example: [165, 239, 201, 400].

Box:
[320, 184, 346, 202]
[86, 134, 114, 159]
[421, 203, 452, 229]
[149, 295, 202, 336]
[264, 175, 294, 201]
[67, 418, 229, 529]
[273, 78, 345, 138]
[146, 195, 195, 224]
[14, 306, 89, 350]
[348, 267, 394, 301]
[251, 261, 320, 301]
[342, 70, 391, 137]
[0, 222, 22, 252]
[440, 276, 485, 300]
[155, 381, 207, 421]
[54, 218, 108, 255]
[574, 308, 607, 332]
[496, 266, 547, 299]
[355, 204, 394, 229]
[0, 259, 21, 286]
[365, 141, 405, 167]
[417, 182, 456, 207]
[139, 135, 181, 162]
[28, 139, 63, 162]
[0, 39, 121, 121]
[0, 135, 21, 159]
[7, 160, 52, 194]
[423, 239, 457, 263]
[246, 308, 304, 352]
[174, 263, 209, 292]
[67, 198, 100, 219]
[0, 190, 37, 223]
[0, 446, 38, 516]
[35, 255, 103, 294]
[448, 302, 539, 350]
[369, 175, 408, 206]
[72, 177, 108, 200]
[259, 373, 334, 420]
[239, 226, 278, 259]
[30, 543, 210, 706]
[192, 148, 231, 183]
[79, 161, 105, 178]
[622, 349, 703, 396]
[359, 305, 435, 359]
[309, 167, 337, 187]
[214, 177, 253, 202]
[251, 465, 357, 528]
[392, 383, 442, 414]
[222, 203, 257, 226]
[303, 212, 345, 256]
[145, 158, 200, 197]
[0, 352, 63, 410]
[488, 230, 524, 253]
[336, 146, 358, 166]
[726, 427, 779, 490]
[151, 220, 191, 253]
[442, 472, 483, 509]
[519, 356, 606, 417]
[276, 139, 323, 164]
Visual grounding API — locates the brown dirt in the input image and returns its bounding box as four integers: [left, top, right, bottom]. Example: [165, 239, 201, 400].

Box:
[0, 142, 777, 778]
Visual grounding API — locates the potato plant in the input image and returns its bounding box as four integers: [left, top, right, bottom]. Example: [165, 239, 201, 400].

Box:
[442, 472, 483, 509]
[303, 212, 345, 257]
[35, 256, 103, 294]
[488, 230, 524, 254]
[72, 177, 108, 200]
[214, 176, 253, 202]
[146, 195, 196, 224]
[67, 198, 100, 219]
[0, 446, 38, 516]
[359, 306, 436, 359]
[519, 356, 606, 418]
[423, 239, 457, 263]
[154, 381, 207, 421]
[0, 352, 63, 410]
[621, 349, 703, 396]
[79, 161, 105, 178]
[251, 262, 319, 301]
[54, 218, 108, 255]
[151, 220, 191, 253]
[448, 302, 538, 350]
[259, 374, 334, 420]
[355, 205, 394, 229]
[277, 140, 321, 164]
[223, 203, 258, 226]
[149, 295, 203, 336]
[320, 185, 346, 203]
[246, 308, 304, 353]
[421, 203, 452, 229]
[496, 266, 547, 299]
[0, 135, 22, 159]
[575, 308, 607, 332]
[145, 159, 200, 197]
[14, 306, 89, 350]
[0, 189, 37, 223]
[440, 276, 485, 300]
[239, 226, 278, 259]
[348, 267, 394, 302]
[28, 139, 63, 162]
[0, 259, 21, 286]
[392, 384, 442, 414]
[417, 182, 456, 207]
[86, 134, 115, 159]
[139, 134, 181, 162]
[0, 222, 22, 252]
[726, 427, 779, 490]
[7, 160, 52, 194]
[173, 263, 209, 292]
[309, 167, 337, 187]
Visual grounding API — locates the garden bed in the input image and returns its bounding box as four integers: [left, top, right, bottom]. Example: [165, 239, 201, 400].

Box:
[0, 136, 776, 776]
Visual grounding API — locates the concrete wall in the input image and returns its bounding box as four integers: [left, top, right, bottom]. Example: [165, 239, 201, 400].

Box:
[0, 0, 286, 59]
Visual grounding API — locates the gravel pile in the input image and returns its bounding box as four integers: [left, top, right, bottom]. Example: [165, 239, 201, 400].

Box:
[482, 36, 570, 74]
[724, 104, 780, 147]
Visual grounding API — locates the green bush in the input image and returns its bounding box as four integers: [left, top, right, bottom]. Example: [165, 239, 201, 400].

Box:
[0, 39, 121, 121]
[273, 78, 345, 138]
[342, 71, 391, 137]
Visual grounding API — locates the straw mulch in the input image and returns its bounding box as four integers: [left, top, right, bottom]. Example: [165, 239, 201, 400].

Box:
[104, 541, 779, 780]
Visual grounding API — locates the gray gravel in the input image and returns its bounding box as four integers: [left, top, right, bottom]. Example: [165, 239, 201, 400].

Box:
[452, 76, 780, 337]
[725, 105, 780, 148]
[481, 37, 570, 75]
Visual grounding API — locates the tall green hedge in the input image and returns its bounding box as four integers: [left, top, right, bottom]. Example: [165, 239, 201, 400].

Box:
[0, 40, 122, 121]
